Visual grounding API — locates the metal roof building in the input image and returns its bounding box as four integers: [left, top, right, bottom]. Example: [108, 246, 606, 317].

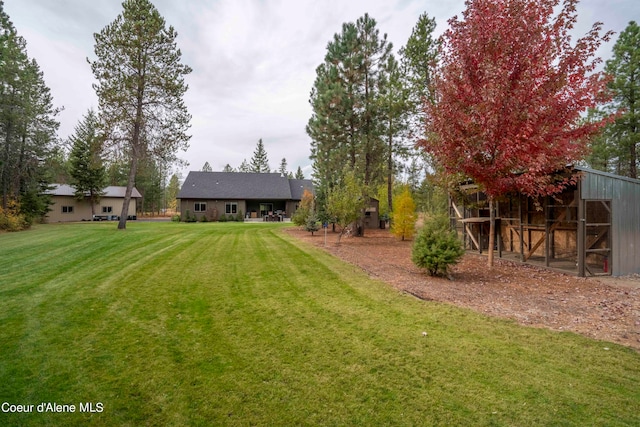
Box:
[578, 167, 640, 276]
[451, 167, 640, 277]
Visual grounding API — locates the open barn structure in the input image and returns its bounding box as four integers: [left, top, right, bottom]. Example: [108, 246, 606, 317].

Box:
[450, 167, 640, 277]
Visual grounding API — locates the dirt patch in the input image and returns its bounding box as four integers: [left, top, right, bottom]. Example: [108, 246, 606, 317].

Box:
[283, 227, 640, 351]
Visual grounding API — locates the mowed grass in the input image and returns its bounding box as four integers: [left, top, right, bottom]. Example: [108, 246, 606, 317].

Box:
[0, 222, 638, 426]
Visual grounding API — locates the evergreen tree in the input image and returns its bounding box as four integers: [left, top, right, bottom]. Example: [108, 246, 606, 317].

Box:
[379, 54, 409, 213]
[45, 146, 70, 184]
[304, 209, 320, 236]
[399, 12, 441, 201]
[222, 164, 234, 172]
[68, 109, 107, 216]
[165, 173, 180, 211]
[308, 14, 391, 193]
[89, 0, 192, 229]
[602, 21, 640, 178]
[278, 158, 288, 176]
[238, 159, 250, 172]
[136, 157, 164, 215]
[295, 166, 304, 179]
[105, 159, 129, 186]
[249, 138, 270, 173]
[202, 161, 212, 172]
[0, 4, 60, 222]
[400, 12, 439, 130]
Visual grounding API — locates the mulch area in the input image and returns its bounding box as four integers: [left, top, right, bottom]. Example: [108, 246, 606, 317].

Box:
[283, 227, 640, 351]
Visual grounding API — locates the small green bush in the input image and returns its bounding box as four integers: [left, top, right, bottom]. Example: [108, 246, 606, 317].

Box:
[236, 210, 244, 222]
[171, 214, 181, 222]
[183, 210, 197, 223]
[218, 213, 227, 222]
[304, 210, 320, 235]
[412, 215, 464, 278]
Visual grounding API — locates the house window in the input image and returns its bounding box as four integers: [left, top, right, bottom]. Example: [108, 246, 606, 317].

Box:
[102, 206, 113, 213]
[62, 206, 74, 214]
[194, 202, 207, 212]
[225, 203, 237, 214]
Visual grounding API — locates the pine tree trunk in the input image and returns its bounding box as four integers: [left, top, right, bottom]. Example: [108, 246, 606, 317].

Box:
[118, 155, 137, 230]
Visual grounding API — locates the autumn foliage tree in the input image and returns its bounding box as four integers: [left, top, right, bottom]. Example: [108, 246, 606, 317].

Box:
[391, 187, 417, 241]
[422, 0, 613, 267]
[292, 188, 314, 226]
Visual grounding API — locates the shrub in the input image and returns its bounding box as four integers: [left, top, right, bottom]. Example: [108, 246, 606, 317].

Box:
[171, 214, 181, 222]
[236, 209, 244, 222]
[218, 213, 227, 222]
[183, 210, 197, 223]
[0, 202, 29, 232]
[412, 215, 464, 278]
[304, 210, 320, 235]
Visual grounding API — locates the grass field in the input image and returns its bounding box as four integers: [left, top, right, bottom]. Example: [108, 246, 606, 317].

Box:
[0, 222, 638, 426]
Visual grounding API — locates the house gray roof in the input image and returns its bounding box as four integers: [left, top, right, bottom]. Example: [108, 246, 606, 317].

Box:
[288, 179, 314, 200]
[48, 184, 142, 198]
[177, 172, 314, 200]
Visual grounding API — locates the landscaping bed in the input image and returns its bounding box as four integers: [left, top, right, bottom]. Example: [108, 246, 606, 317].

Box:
[284, 227, 640, 351]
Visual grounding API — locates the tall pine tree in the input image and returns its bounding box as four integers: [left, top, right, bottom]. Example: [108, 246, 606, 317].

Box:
[307, 14, 392, 235]
[249, 139, 270, 173]
[89, 0, 191, 229]
[602, 21, 640, 178]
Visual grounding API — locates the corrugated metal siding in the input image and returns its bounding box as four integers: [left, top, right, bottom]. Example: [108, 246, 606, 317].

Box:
[579, 168, 640, 276]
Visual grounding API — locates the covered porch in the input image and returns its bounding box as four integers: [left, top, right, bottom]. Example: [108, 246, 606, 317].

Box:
[245, 200, 289, 221]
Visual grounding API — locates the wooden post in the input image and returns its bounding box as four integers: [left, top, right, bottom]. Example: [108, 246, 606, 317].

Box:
[544, 196, 550, 267]
[577, 182, 586, 277]
[488, 197, 495, 267]
[519, 194, 525, 262]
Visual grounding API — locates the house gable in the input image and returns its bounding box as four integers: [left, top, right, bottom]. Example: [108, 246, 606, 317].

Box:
[177, 172, 314, 221]
[178, 172, 313, 201]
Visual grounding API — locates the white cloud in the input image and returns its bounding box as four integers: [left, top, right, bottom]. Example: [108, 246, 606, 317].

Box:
[3, 0, 639, 178]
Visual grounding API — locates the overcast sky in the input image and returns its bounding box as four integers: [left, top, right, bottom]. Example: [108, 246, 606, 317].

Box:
[3, 0, 638, 178]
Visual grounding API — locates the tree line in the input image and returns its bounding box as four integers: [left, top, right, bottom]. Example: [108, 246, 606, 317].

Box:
[1, 0, 638, 234]
[1, 0, 192, 230]
[306, 0, 639, 255]
[200, 138, 306, 179]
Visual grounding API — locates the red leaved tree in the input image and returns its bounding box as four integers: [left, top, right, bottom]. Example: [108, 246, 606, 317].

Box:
[422, 0, 613, 267]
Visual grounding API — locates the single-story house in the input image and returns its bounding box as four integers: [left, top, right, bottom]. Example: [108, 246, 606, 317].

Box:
[45, 184, 141, 223]
[177, 172, 314, 221]
[450, 166, 640, 277]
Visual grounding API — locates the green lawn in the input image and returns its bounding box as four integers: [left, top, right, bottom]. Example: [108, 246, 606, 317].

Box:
[0, 222, 638, 426]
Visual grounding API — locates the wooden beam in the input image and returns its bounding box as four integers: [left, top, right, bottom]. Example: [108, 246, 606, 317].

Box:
[464, 223, 481, 252]
[586, 226, 609, 250]
[451, 200, 463, 219]
[524, 207, 568, 261]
